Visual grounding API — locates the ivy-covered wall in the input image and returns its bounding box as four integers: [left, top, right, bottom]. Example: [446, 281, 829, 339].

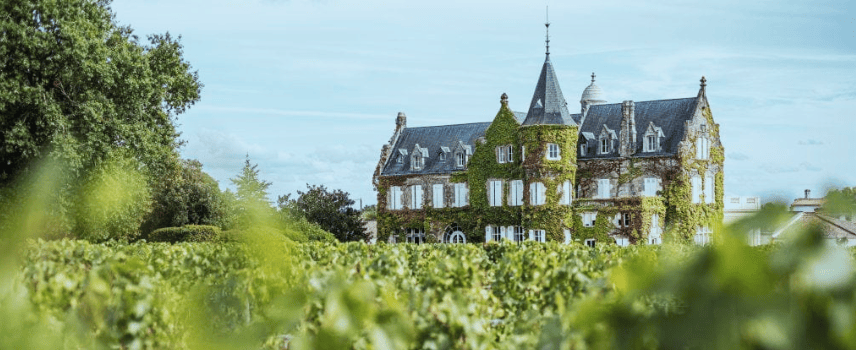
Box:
[517, 124, 578, 241]
[375, 93, 723, 245]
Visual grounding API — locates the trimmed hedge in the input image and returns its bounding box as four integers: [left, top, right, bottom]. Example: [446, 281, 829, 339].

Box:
[149, 225, 222, 243]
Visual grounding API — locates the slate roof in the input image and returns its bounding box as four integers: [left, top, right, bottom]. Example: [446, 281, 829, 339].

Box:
[578, 97, 699, 159]
[521, 56, 576, 126]
[775, 212, 856, 240]
[380, 122, 491, 176]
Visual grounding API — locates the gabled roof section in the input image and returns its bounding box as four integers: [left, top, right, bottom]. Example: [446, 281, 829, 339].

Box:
[380, 122, 490, 176]
[579, 97, 699, 159]
[522, 56, 576, 126]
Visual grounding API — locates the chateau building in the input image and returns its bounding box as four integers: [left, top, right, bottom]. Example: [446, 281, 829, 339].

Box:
[372, 25, 724, 245]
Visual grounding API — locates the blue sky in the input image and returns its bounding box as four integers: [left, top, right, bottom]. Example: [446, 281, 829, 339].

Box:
[111, 0, 855, 206]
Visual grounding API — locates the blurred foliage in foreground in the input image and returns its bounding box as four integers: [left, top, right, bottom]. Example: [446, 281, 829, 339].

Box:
[4, 160, 856, 349]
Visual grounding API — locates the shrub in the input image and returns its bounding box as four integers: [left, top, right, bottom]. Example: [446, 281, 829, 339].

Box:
[149, 225, 222, 243]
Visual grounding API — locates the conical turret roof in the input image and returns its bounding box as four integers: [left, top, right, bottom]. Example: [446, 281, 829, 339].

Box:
[521, 56, 575, 126]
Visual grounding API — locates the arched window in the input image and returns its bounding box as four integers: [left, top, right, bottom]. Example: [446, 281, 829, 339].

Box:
[444, 224, 466, 244]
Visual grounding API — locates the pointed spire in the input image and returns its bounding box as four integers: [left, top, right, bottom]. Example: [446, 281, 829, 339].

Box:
[545, 6, 550, 56]
[591, 72, 596, 83]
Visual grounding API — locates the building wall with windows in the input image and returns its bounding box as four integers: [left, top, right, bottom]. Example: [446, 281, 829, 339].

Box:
[373, 50, 724, 245]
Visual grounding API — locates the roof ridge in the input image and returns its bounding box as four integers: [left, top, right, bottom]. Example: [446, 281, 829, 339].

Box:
[404, 121, 492, 129]
[589, 97, 697, 107]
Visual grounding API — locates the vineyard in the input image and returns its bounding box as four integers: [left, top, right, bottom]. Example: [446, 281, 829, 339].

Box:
[4, 223, 856, 350]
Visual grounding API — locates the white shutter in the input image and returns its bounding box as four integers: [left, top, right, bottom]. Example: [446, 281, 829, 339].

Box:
[411, 185, 422, 209]
[500, 226, 507, 241]
[433, 184, 444, 208]
[538, 183, 546, 205]
[463, 184, 469, 206]
[692, 176, 701, 204]
[504, 226, 513, 240]
[489, 180, 502, 207]
[704, 176, 714, 204]
[563, 229, 571, 244]
[559, 180, 572, 205]
[598, 179, 611, 199]
[528, 230, 534, 241]
[485, 226, 492, 242]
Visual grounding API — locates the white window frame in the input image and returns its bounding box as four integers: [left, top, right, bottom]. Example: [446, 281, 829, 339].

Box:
[694, 226, 712, 245]
[559, 180, 573, 206]
[456, 152, 465, 168]
[581, 212, 597, 227]
[406, 228, 425, 244]
[389, 186, 403, 210]
[696, 135, 709, 160]
[412, 155, 422, 170]
[454, 183, 468, 207]
[496, 147, 506, 164]
[597, 179, 611, 199]
[585, 239, 596, 248]
[506, 145, 513, 163]
[439, 152, 446, 161]
[622, 212, 631, 226]
[432, 184, 444, 209]
[580, 143, 587, 156]
[513, 226, 525, 242]
[488, 180, 503, 207]
[493, 226, 502, 242]
[615, 236, 629, 247]
[530, 182, 546, 206]
[547, 143, 561, 160]
[509, 180, 523, 206]
[600, 138, 609, 154]
[410, 185, 422, 209]
[529, 229, 546, 243]
[646, 135, 657, 152]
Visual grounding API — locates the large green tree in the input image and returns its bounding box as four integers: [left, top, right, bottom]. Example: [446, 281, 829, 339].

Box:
[142, 159, 229, 235]
[0, 0, 201, 237]
[280, 184, 368, 242]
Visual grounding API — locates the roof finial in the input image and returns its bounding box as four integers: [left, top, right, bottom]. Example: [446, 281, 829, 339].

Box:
[591, 72, 596, 83]
[500, 92, 508, 106]
[700, 76, 707, 88]
[545, 6, 550, 56]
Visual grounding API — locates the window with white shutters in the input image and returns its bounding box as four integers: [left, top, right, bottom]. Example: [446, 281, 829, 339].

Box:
[509, 180, 523, 206]
[432, 184, 444, 209]
[559, 180, 573, 205]
[530, 182, 546, 205]
[513, 226, 525, 242]
[410, 185, 422, 209]
[488, 180, 502, 207]
[493, 226, 502, 241]
[598, 179, 611, 199]
[644, 177, 659, 197]
[691, 176, 702, 204]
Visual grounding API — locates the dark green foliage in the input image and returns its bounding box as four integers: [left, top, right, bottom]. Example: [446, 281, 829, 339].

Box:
[281, 184, 368, 242]
[149, 225, 222, 243]
[143, 159, 229, 235]
[822, 187, 856, 219]
[0, 0, 202, 238]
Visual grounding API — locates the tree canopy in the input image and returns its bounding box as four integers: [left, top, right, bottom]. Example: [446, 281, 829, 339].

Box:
[0, 0, 200, 181]
[280, 184, 367, 242]
[0, 0, 202, 238]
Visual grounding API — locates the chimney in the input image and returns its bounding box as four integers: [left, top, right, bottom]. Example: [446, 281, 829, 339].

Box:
[805, 189, 810, 199]
[396, 112, 407, 130]
[619, 100, 636, 156]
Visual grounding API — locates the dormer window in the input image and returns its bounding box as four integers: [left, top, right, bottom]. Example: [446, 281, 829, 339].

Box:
[439, 152, 446, 161]
[547, 143, 560, 160]
[580, 143, 587, 156]
[643, 122, 664, 153]
[456, 152, 465, 168]
[412, 155, 423, 170]
[600, 138, 609, 154]
[397, 155, 403, 163]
